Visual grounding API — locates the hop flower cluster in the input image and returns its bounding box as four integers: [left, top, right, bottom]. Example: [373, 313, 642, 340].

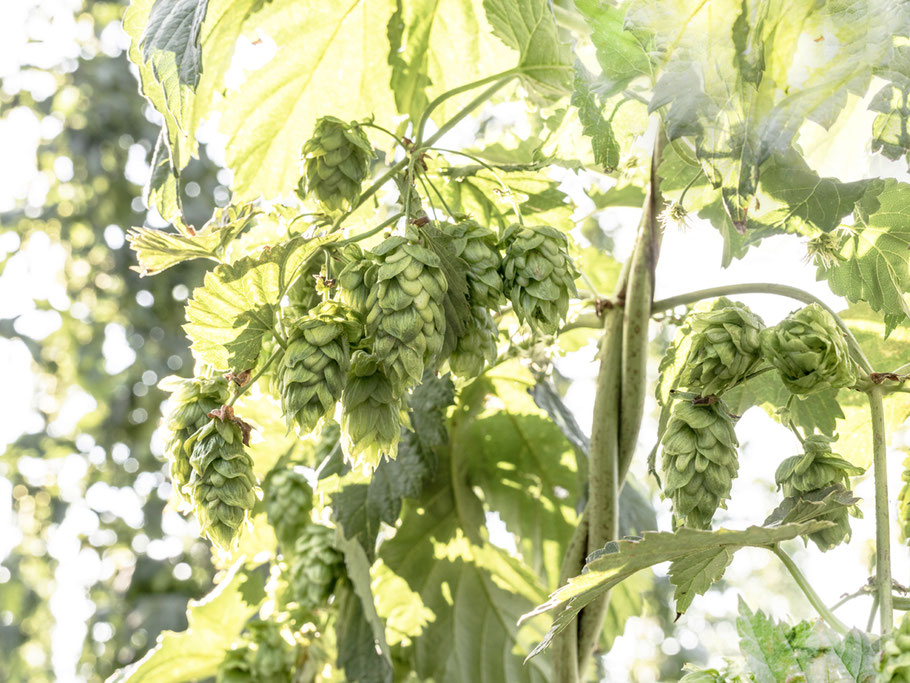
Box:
[264, 466, 313, 550]
[286, 524, 345, 609]
[216, 620, 294, 683]
[775, 435, 863, 551]
[298, 116, 374, 213]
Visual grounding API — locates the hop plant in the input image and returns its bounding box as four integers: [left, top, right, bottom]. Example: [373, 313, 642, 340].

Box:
[278, 301, 361, 435]
[446, 219, 504, 308]
[500, 224, 578, 334]
[264, 466, 313, 550]
[340, 350, 404, 468]
[661, 400, 740, 530]
[775, 435, 864, 551]
[336, 245, 377, 319]
[217, 621, 294, 683]
[760, 303, 858, 396]
[159, 375, 231, 505]
[878, 612, 910, 681]
[448, 305, 498, 379]
[366, 236, 447, 393]
[677, 300, 765, 397]
[899, 453, 910, 543]
[185, 407, 257, 550]
[287, 524, 345, 609]
[298, 116, 374, 213]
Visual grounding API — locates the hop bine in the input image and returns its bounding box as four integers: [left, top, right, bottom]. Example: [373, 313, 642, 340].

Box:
[158, 375, 230, 506]
[878, 613, 910, 681]
[661, 400, 739, 530]
[298, 116, 374, 213]
[287, 524, 345, 609]
[500, 224, 578, 334]
[676, 299, 765, 397]
[264, 466, 313, 550]
[366, 236, 447, 394]
[185, 406, 257, 550]
[278, 300, 362, 435]
[448, 305, 498, 379]
[340, 350, 405, 469]
[760, 303, 858, 396]
[445, 219, 504, 308]
[775, 434, 863, 551]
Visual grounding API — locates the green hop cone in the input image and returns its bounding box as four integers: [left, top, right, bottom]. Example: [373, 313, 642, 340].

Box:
[775, 435, 863, 551]
[500, 224, 578, 334]
[245, 621, 294, 683]
[340, 351, 404, 469]
[186, 408, 257, 550]
[446, 219, 504, 308]
[448, 305, 498, 379]
[677, 300, 765, 396]
[287, 524, 345, 609]
[366, 236, 447, 393]
[336, 245, 377, 320]
[760, 303, 858, 396]
[878, 612, 910, 681]
[661, 400, 739, 530]
[899, 453, 910, 543]
[217, 644, 252, 683]
[278, 301, 361, 435]
[298, 116, 374, 213]
[264, 466, 313, 550]
[159, 375, 231, 506]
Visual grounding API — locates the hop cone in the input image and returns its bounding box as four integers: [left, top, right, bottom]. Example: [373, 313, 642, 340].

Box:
[661, 401, 739, 529]
[336, 245, 377, 319]
[366, 236, 447, 393]
[446, 219, 504, 308]
[288, 524, 345, 609]
[879, 613, 910, 681]
[264, 466, 313, 550]
[278, 301, 361, 435]
[340, 351, 404, 468]
[217, 622, 293, 683]
[217, 645, 252, 683]
[159, 375, 230, 506]
[775, 435, 863, 551]
[899, 453, 910, 543]
[760, 303, 858, 396]
[678, 300, 765, 396]
[186, 411, 257, 550]
[501, 224, 578, 334]
[448, 305, 498, 378]
[298, 116, 374, 213]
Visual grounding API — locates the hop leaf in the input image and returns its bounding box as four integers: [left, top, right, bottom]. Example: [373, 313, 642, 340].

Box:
[448, 305, 498, 379]
[278, 301, 361, 435]
[185, 408, 257, 550]
[444, 219, 504, 308]
[500, 224, 578, 334]
[340, 351, 405, 469]
[878, 612, 910, 681]
[264, 466, 313, 550]
[661, 400, 739, 530]
[760, 303, 858, 396]
[366, 236, 447, 394]
[286, 524, 345, 609]
[158, 375, 231, 506]
[677, 300, 765, 396]
[298, 116, 374, 213]
[775, 435, 864, 551]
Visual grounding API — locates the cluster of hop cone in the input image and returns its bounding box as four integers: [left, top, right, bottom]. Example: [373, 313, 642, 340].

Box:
[159, 116, 580, 551]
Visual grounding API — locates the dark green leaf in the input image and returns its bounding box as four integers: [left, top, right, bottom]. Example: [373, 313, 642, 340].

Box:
[334, 582, 394, 683]
[141, 0, 208, 88]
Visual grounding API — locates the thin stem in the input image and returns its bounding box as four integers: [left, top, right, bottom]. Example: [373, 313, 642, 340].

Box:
[771, 544, 849, 635]
[869, 385, 894, 634]
[226, 346, 284, 407]
[359, 121, 409, 149]
[651, 283, 874, 374]
[559, 312, 603, 334]
[419, 78, 519, 150]
[868, 595, 880, 633]
[333, 213, 405, 247]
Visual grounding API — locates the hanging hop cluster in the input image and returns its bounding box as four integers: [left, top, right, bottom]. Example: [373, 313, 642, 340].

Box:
[287, 524, 345, 609]
[676, 299, 765, 397]
[447, 219, 504, 308]
[336, 245, 376, 319]
[185, 407, 257, 550]
[760, 303, 858, 396]
[216, 620, 294, 683]
[449, 306, 498, 379]
[159, 375, 230, 506]
[298, 116, 374, 213]
[500, 224, 578, 334]
[775, 435, 863, 551]
[366, 236, 447, 394]
[264, 466, 313, 550]
[661, 400, 739, 530]
[277, 300, 362, 435]
[878, 613, 910, 682]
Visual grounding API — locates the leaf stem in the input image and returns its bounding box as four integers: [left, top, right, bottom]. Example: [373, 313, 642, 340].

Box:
[334, 213, 405, 247]
[869, 385, 893, 634]
[771, 544, 849, 635]
[651, 283, 874, 374]
[226, 345, 284, 407]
